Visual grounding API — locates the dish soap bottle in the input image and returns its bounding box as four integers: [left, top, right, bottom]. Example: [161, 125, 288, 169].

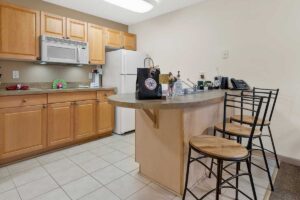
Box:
[174, 71, 183, 96]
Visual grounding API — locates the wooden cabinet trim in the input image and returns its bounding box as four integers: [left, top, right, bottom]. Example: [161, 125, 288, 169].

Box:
[66, 18, 88, 42]
[123, 32, 137, 51]
[41, 11, 66, 38]
[0, 105, 47, 159]
[74, 100, 96, 140]
[88, 23, 105, 65]
[105, 28, 123, 49]
[47, 102, 74, 147]
[48, 91, 97, 103]
[97, 91, 115, 102]
[0, 3, 40, 60]
[0, 94, 47, 109]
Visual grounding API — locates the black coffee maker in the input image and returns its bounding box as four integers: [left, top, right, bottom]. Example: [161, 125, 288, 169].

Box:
[220, 77, 229, 89]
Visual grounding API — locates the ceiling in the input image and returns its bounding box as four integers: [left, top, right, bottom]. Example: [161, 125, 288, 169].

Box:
[43, 0, 206, 25]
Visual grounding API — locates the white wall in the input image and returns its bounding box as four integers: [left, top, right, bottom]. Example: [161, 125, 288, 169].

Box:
[130, 0, 300, 161]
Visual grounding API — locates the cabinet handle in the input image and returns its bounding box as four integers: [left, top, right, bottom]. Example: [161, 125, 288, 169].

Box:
[22, 99, 27, 103]
[43, 105, 47, 109]
[66, 37, 70, 39]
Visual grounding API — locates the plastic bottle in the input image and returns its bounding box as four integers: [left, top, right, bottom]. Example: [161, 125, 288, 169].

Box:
[174, 71, 183, 96]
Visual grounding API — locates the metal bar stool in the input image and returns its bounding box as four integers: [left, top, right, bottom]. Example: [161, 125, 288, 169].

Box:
[183, 92, 263, 200]
[212, 90, 275, 192]
[230, 87, 280, 169]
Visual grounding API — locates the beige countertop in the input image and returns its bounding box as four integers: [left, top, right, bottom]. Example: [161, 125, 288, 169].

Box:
[0, 87, 116, 96]
[108, 90, 238, 109]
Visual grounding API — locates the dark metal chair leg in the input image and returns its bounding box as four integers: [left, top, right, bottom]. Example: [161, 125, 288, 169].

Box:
[246, 159, 257, 200]
[237, 137, 241, 171]
[268, 125, 280, 169]
[219, 161, 223, 194]
[182, 146, 192, 200]
[259, 137, 274, 191]
[208, 129, 217, 178]
[216, 159, 222, 200]
[235, 162, 240, 200]
[208, 158, 214, 178]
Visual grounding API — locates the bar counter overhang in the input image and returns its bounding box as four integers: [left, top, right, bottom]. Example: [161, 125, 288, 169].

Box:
[108, 90, 236, 195]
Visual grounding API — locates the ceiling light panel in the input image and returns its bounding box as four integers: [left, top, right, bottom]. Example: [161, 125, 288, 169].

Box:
[104, 0, 153, 13]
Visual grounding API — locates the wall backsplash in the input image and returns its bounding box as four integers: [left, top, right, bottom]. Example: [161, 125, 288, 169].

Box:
[0, 61, 94, 83]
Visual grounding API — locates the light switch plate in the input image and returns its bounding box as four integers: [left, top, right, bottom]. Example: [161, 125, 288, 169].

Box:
[223, 50, 229, 59]
[12, 70, 19, 79]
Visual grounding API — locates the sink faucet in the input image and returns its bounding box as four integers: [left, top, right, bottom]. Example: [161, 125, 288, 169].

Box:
[187, 79, 198, 91]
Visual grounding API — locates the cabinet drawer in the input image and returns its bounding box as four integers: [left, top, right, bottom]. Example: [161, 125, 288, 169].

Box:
[48, 91, 97, 103]
[97, 90, 115, 102]
[0, 94, 47, 109]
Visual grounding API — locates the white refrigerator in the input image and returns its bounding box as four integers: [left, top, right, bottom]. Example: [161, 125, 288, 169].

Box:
[103, 49, 146, 134]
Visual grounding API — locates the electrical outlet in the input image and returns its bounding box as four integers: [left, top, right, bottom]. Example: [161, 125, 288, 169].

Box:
[12, 70, 19, 79]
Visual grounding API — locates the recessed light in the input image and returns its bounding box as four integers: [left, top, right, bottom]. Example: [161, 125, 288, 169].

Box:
[104, 0, 153, 13]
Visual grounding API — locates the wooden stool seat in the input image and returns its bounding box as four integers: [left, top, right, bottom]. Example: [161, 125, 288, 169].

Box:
[214, 123, 261, 138]
[231, 115, 271, 126]
[190, 135, 249, 161]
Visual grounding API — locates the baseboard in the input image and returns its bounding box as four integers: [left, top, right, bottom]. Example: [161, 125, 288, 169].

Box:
[278, 154, 300, 166]
[252, 150, 300, 167]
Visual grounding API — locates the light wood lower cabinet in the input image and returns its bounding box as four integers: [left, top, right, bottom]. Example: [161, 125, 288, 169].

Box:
[74, 100, 96, 140]
[96, 101, 114, 135]
[0, 90, 115, 164]
[0, 105, 47, 159]
[47, 102, 74, 147]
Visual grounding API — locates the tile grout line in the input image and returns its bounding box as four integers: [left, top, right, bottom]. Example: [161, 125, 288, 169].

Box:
[38, 161, 72, 200]
[1, 134, 141, 200]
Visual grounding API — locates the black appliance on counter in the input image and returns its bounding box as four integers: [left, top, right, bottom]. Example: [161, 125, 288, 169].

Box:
[220, 77, 229, 89]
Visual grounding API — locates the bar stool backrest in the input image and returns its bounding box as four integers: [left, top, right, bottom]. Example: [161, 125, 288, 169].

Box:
[252, 88, 280, 122]
[243, 90, 272, 131]
[223, 92, 263, 150]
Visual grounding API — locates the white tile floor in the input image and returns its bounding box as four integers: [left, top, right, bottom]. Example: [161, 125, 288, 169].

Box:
[0, 133, 275, 200]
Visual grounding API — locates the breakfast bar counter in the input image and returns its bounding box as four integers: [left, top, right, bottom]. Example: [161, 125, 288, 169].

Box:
[108, 90, 234, 195]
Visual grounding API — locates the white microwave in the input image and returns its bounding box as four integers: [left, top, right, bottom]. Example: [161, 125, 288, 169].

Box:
[40, 35, 89, 65]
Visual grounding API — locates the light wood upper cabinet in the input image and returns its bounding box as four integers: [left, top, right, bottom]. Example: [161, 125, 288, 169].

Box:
[48, 102, 74, 147]
[123, 33, 137, 51]
[67, 18, 87, 42]
[0, 105, 47, 159]
[41, 12, 66, 38]
[74, 100, 96, 140]
[105, 28, 123, 49]
[0, 3, 40, 60]
[88, 23, 105, 65]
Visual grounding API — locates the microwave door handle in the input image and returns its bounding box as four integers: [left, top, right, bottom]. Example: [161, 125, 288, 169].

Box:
[77, 47, 81, 63]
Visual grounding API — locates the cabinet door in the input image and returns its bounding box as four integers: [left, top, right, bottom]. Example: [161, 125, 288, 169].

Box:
[41, 11, 66, 38]
[0, 3, 40, 60]
[74, 100, 96, 140]
[66, 18, 87, 42]
[88, 23, 105, 65]
[123, 33, 136, 51]
[105, 28, 123, 49]
[0, 105, 47, 159]
[48, 102, 73, 147]
[96, 101, 114, 135]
